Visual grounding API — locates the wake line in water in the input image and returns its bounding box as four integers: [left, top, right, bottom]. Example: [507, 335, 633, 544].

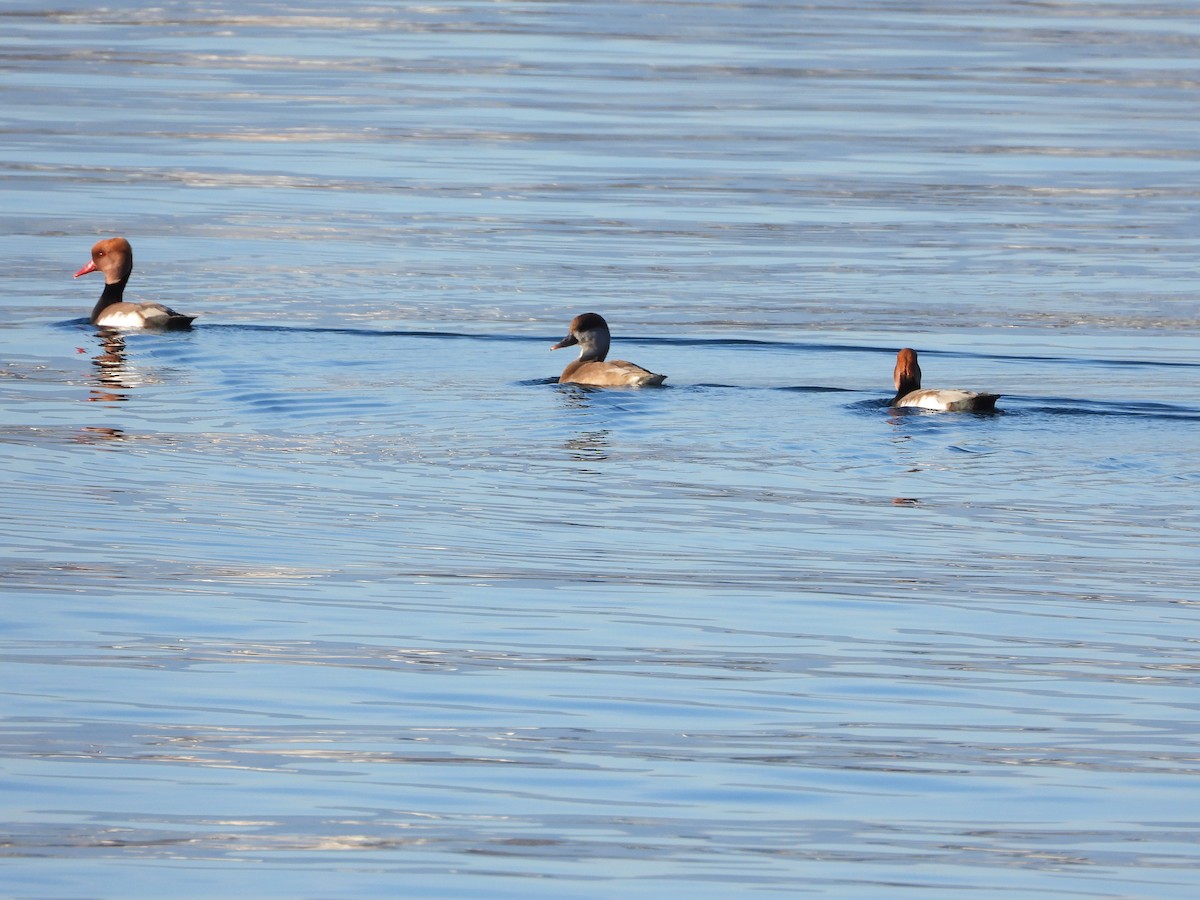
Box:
[61, 319, 1198, 370]
[836, 393, 1199, 420]
[549, 381, 1200, 419]
[198, 322, 798, 348]
[878, 396, 1199, 421]
[1019, 399, 1200, 422]
[207, 324, 1200, 369]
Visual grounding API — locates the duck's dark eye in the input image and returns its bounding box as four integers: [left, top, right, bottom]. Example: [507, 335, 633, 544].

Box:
[96, 251, 105, 257]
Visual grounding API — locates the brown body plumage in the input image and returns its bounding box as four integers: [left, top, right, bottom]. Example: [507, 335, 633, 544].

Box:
[551, 313, 666, 387]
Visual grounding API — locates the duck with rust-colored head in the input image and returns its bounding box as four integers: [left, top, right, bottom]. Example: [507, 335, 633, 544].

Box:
[551, 312, 666, 387]
[75, 237, 196, 330]
[891, 348, 999, 412]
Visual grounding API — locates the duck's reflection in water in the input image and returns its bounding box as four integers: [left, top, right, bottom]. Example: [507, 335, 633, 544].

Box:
[554, 384, 612, 463]
[555, 383, 597, 409]
[87, 331, 137, 403]
[565, 430, 610, 462]
[73, 425, 127, 445]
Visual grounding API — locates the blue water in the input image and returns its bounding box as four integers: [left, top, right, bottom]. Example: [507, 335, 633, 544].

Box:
[3, 2, 1199, 897]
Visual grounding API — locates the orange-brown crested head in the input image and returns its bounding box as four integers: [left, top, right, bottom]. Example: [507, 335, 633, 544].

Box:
[75, 237, 133, 285]
[894, 347, 922, 394]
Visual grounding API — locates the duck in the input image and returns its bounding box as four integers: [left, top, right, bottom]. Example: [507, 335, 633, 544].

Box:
[551, 312, 666, 387]
[891, 348, 999, 412]
[74, 237, 196, 329]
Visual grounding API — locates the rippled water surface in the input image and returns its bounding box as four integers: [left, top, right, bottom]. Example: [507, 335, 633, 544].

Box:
[3, 2, 1199, 897]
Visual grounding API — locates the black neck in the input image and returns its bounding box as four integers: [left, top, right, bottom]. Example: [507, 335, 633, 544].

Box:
[90, 280, 126, 323]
